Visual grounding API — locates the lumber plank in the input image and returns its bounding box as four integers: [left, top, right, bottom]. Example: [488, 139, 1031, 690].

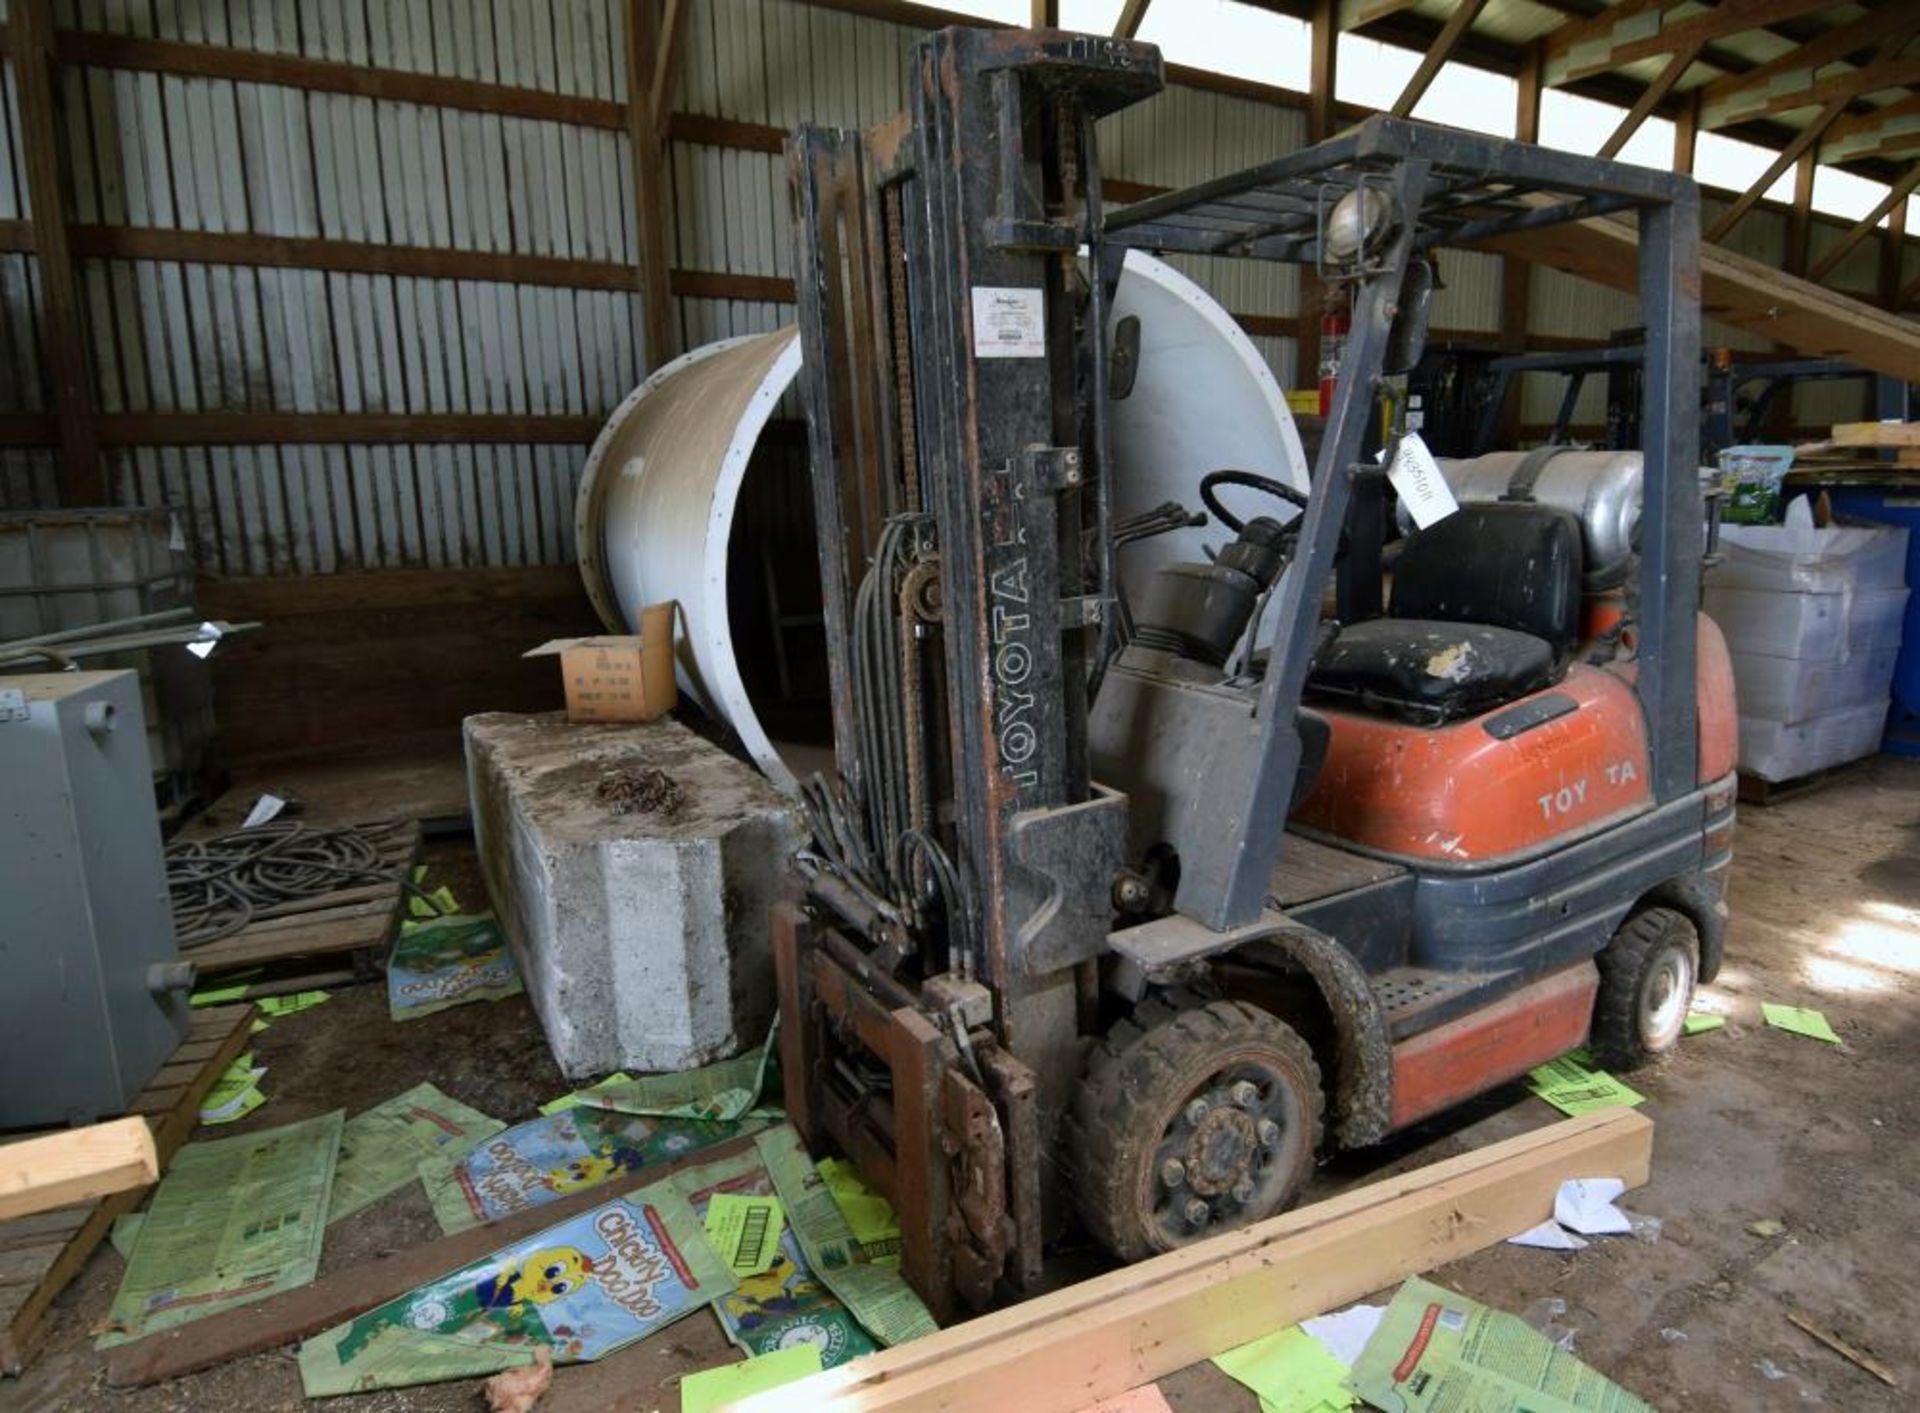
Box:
[766, 1110, 1653, 1412]
[1477, 215, 1920, 384]
[0, 1119, 157, 1224]
[1830, 421, 1920, 448]
[103, 1129, 767, 1387]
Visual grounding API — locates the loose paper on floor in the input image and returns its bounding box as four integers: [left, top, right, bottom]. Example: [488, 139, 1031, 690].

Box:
[298, 1178, 731, 1396]
[575, 1020, 779, 1124]
[680, 1345, 824, 1413]
[1348, 1276, 1654, 1413]
[671, 1146, 878, 1367]
[1762, 1003, 1841, 1045]
[420, 1107, 761, 1235]
[1683, 1012, 1725, 1035]
[198, 1055, 268, 1126]
[329, 1082, 505, 1225]
[818, 1156, 903, 1268]
[756, 1125, 938, 1347]
[388, 913, 523, 1021]
[1213, 1324, 1355, 1411]
[1527, 1055, 1644, 1117]
[98, 1111, 344, 1347]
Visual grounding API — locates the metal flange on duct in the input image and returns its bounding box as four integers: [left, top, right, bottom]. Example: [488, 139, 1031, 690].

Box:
[575, 252, 1310, 792]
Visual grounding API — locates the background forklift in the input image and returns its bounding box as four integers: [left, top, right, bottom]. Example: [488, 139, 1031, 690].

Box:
[776, 25, 1736, 1318]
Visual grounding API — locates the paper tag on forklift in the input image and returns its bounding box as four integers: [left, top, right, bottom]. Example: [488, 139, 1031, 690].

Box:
[1386, 432, 1459, 530]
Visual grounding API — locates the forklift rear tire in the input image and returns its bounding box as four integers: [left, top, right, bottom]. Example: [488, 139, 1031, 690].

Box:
[1590, 906, 1699, 1071]
[1068, 998, 1323, 1263]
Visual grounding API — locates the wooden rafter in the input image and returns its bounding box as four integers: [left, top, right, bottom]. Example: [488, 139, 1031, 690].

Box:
[1388, 0, 1489, 120]
[1337, 0, 1421, 31]
[1806, 164, 1920, 283]
[1029, 0, 1057, 26]
[1114, 0, 1151, 40]
[1822, 95, 1920, 166]
[1705, 54, 1920, 131]
[1703, 93, 1853, 244]
[1697, 7, 1920, 129]
[1596, 35, 1703, 159]
[1546, 0, 1836, 86]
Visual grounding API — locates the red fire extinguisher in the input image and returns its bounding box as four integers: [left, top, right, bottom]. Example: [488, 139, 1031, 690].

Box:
[1318, 304, 1350, 417]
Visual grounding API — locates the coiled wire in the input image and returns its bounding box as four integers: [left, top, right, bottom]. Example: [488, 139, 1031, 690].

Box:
[166, 821, 414, 949]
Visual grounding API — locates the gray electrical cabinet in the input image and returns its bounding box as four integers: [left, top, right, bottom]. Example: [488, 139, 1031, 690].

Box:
[1, 671, 192, 1127]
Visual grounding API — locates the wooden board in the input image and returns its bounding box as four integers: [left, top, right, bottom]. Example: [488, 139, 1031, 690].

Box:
[1831, 422, 1920, 448]
[0, 1120, 158, 1224]
[1477, 215, 1920, 384]
[0, 1005, 256, 1375]
[103, 1129, 766, 1387]
[179, 820, 420, 976]
[772, 1110, 1653, 1412]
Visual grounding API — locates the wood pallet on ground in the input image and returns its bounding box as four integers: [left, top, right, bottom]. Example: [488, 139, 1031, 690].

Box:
[183, 818, 421, 977]
[1739, 766, 1843, 806]
[0, 1004, 256, 1375]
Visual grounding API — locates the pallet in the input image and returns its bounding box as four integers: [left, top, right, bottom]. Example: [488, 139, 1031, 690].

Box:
[182, 819, 421, 977]
[1738, 767, 1835, 806]
[0, 1004, 256, 1375]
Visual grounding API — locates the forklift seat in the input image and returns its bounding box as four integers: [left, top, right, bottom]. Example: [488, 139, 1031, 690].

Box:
[1307, 504, 1584, 725]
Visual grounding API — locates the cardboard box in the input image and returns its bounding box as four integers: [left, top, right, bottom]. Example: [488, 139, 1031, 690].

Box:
[526, 601, 677, 723]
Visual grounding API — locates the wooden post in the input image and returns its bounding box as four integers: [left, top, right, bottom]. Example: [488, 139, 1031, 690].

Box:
[11, 0, 104, 506]
[1299, 0, 1337, 392]
[1495, 43, 1542, 444]
[1879, 199, 1907, 310]
[625, 0, 677, 374]
[1673, 89, 1698, 176]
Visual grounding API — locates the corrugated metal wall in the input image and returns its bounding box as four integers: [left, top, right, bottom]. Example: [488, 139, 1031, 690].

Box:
[2, 0, 1914, 570]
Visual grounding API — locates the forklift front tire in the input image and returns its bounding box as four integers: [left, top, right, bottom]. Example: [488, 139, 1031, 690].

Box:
[1590, 906, 1699, 1071]
[1068, 998, 1323, 1263]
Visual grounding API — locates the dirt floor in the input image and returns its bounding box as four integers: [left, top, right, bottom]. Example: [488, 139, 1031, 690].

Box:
[7, 755, 1917, 1413]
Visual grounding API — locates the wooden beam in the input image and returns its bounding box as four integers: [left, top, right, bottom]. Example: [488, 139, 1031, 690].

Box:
[1674, 89, 1699, 176]
[1477, 209, 1920, 382]
[1388, 0, 1488, 120]
[626, 1, 677, 375]
[1901, 269, 1920, 312]
[1029, 0, 1058, 26]
[1785, 148, 1817, 292]
[1497, 43, 1543, 443]
[1704, 55, 1920, 131]
[66, 224, 641, 291]
[1807, 165, 1920, 284]
[1338, 0, 1421, 32]
[104, 1130, 764, 1387]
[769, 1111, 1655, 1412]
[1879, 198, 1907, 309]
[1114, 0, 1151, 40]
[1698, 8, 1920, 128]
[13, 0, 104, 505]
[1548, 0, 1837, 87]
[92, 413, 603, 447]
[670, 268, 796, 302]
[649, 0, 689, 136]
[1823, 95, 1920, 166]
[1596, 36, 1702, 160]
[0, 1119, 158, 1223]
[55, 29, 625, 131]
[1296, 0, 1339, 392]
[1703, 94, 1850, 244]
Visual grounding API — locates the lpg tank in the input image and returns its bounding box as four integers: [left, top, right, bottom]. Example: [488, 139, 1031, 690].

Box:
[1407, 449, 1643, 589]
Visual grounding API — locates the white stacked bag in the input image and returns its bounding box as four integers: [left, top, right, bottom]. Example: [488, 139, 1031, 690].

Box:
[1704, 516, 1909, 782]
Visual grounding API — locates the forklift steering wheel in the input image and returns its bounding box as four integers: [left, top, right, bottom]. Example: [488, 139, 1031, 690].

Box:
[1200, 469, 1309, 535]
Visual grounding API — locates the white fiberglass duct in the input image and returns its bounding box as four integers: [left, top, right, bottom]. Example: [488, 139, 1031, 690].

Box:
[575, 250, 1309, 791]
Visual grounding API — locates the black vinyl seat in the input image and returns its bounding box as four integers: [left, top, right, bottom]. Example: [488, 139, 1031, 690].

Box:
[1307, 503, 1585, 725]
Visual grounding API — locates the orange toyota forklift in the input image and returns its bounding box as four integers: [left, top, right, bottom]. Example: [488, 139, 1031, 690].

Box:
[777, 26, 1735, 1315]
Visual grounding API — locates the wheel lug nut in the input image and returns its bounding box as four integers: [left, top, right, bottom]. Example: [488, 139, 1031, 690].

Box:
[1184, 1198, 1211, 1227]
[1231, 1178, 1255, 1204]
[1230, 1081, 1259, 1109]
[1185, 1098, 1210, 1125]
[1160, 1158, 1186, 1188]
[1257, 1118, 1281, 1147]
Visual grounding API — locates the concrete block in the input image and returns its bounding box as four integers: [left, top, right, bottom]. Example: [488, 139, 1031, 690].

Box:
[465, 711, 802, 1079]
